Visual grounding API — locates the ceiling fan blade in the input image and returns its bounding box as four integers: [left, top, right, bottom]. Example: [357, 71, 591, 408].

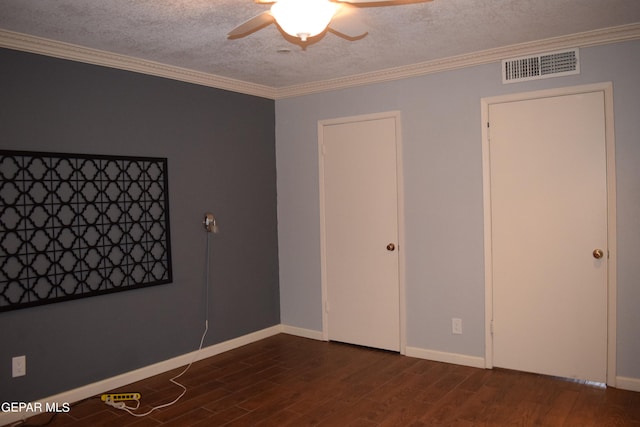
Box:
[227, 11, 274, 38]
[328, 5, 368, 38]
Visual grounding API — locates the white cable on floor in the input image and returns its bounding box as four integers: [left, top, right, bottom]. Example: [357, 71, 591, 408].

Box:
[105, 232, 212, 417]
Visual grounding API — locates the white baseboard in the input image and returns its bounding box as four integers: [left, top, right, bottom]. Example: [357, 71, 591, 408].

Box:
[405, 346, 486, 369]
[280, 324, 324, 341]
[405, 348, 640, 393]
[616, 376, 640, 392]
[0, 325, 281, 427]
[279, 328, 487, 370]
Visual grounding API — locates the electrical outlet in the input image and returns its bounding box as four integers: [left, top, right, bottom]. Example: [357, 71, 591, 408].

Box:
[12, 355, 26, 377]
[452, 318, 463, 335]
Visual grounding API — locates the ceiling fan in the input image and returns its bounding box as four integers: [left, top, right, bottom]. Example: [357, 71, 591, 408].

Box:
[228, 0, 432, 43]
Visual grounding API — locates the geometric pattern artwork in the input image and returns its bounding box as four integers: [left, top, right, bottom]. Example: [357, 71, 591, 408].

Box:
[0, 150, 172, 312]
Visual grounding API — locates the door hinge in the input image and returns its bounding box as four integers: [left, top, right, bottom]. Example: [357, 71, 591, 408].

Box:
[325, 301, 330, 313]
[321, 145, 326, 156]
[490, 320, 494, 335]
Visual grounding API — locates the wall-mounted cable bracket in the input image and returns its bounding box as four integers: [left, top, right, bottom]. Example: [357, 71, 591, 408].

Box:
[203, 212, 219, 233]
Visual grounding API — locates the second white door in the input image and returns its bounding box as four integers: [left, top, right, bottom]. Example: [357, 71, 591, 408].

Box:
[487, 89, 609, 382]
[319, 113, 401, 352]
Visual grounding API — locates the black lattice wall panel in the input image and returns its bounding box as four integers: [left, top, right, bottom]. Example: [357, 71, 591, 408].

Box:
[0, 150, 172, 312]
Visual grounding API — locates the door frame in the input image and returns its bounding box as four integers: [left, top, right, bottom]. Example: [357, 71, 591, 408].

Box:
[481, 82, 617, 385]
[317, 111, 406, 355]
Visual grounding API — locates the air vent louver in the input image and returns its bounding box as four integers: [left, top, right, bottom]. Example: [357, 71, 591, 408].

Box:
[502, 49, 579, 84]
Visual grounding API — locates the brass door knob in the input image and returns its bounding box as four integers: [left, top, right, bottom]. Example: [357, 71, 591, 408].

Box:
[593, 249, 604, 259]
[386, 243, 396, 251]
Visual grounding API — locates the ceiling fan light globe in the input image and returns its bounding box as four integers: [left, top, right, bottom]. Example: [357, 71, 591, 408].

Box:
[271, 0, 337, 41]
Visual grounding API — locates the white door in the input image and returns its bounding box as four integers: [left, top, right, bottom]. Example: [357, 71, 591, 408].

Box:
[488, 91, 608, 382]
[319, 113, 401, 352]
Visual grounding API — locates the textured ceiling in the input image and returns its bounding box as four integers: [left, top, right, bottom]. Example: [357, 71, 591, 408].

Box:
[1, 0, 639, 88]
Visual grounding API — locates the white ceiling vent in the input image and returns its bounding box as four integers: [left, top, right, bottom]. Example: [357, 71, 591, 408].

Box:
[502, 49, 579, 84]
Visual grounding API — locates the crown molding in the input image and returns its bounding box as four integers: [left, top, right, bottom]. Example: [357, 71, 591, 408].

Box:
[2, 23, 639, 100]
[275, 22, 640, 98]
[0, 29, 278, 100]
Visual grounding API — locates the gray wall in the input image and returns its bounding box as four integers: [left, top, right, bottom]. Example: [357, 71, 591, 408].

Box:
[276, 40, 640, 380]
[0, 48, 280, 402]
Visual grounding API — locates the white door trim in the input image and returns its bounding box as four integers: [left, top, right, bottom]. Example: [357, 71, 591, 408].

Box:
[318, 111, 406, 355]
[481, 82, 617, 385]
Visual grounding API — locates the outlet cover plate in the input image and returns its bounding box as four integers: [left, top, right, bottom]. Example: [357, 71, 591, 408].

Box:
[12, 355, 26, 377]
[452, 318, 463, 335]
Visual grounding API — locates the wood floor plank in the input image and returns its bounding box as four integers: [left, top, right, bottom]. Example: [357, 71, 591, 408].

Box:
[453, 383, 502, 424]
[146, 387, 230, 423]
[254, 409, 301, 426]
[190, 405, 249, 427]
[159, 407, 215, 427]
[534, 388, 580, 426]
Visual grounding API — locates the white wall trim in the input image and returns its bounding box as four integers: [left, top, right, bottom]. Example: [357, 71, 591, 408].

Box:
[615, 376, 640, 393]
[0, 325, 281, 427]
[0, 29, 278, 100]
[277, 23, 640, 98]
[2, 24, 639, 100]
[280, 324, 325, 341]
[405, 346, 486, 369]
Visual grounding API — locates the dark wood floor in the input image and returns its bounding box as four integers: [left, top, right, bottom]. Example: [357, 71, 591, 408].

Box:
[19, 334, 640, 426]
